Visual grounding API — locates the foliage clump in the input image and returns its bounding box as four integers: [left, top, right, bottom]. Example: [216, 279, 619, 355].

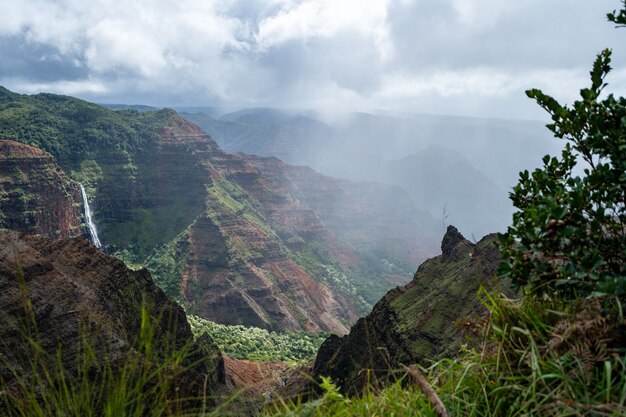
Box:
[188, 315, 327, 365]
[498, 22, 626, 302]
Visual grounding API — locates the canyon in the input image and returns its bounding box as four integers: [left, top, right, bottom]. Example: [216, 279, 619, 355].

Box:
[0, 87, 441, 334]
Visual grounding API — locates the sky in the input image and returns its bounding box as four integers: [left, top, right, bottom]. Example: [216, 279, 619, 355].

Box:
[0, 0, 625, 119]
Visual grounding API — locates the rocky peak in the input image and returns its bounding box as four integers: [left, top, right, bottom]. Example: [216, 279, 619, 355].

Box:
[0, 139, 47, 159]
[312, 229, 502, 394]
[441, 225, 466, 258]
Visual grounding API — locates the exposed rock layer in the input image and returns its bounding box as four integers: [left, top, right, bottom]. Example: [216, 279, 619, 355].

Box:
[0, 140, 81, 239]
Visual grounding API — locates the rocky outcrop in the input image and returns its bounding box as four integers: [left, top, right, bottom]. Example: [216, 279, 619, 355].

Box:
[223, 356, 291, 395]
[0, 231, 224, 405]
[313, 226, 501, 393]
[221, 356, 310, 415]
[0, 140, 81, 239]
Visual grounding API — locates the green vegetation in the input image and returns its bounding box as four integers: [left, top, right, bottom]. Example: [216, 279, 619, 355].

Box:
[319, 264, 370, 312]
[499, 49, 626, 300]
[343, 248, 415, 307]
[144, 230, 192, 301]
[289, 240, 372, 314]
[0, 89, 173, 166]
[188, 315, 327, 365]
[265, 291, 626, 417]
[266, 377, 439, 417]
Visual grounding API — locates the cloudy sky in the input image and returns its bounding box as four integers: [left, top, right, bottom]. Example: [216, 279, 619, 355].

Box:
[1, 0, 625, 119]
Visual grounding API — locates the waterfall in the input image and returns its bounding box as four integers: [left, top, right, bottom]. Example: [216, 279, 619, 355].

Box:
[79, 184, 102, 249]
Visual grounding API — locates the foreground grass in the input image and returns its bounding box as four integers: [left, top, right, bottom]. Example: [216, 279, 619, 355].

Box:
[266, 377, 440, 417]
[0, 306, 219, 417]
[264, 290, 626, 417]
[3, 291, 625, 416]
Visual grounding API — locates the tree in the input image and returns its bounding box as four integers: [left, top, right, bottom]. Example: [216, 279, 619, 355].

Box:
[498, 1, 626, 304]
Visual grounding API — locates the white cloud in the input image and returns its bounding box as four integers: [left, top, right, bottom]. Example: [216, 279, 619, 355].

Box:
[255, 0, 393, 59]
[9, 78, 109, 95]
[0, 0, 623, 118]
[450, 0, 532, 30]
[378, 67, 591, 100]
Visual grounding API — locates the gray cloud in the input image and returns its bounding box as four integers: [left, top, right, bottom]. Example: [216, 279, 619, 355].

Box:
[0, 0, 624, 118]
[385, 0, 624, 70]
[0, 35, 87, 81]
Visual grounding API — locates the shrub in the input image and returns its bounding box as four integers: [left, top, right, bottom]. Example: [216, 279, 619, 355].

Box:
[498, 5, 626, 302]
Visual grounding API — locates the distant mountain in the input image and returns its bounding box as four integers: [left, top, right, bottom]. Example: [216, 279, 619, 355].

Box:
[183, 107, 562, 238]
[381, 145, 512, 238]
[0, 87, 440, 334]
[182, 111, 332, 165]
[100, 103, 159, 112]
[175, 106, 235, 118]
[219, 107, 324, 128]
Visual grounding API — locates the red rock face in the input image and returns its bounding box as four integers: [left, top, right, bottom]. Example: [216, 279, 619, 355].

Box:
[223, 355, 291, 395]
[0, 140, 81, 239]
[155, 125, 354, 334]
[146, 117, 439, 335]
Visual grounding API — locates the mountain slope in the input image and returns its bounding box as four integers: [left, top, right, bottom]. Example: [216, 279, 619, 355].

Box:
[313, 226, 501, 393]
[381, 145, 512, 237]
[0, 231, 224, 406]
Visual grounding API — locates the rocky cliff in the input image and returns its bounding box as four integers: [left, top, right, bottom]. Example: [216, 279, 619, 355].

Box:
[313, 226, 501, 393]
[0, 140, 81, 239]
[0, 231, 224, 406]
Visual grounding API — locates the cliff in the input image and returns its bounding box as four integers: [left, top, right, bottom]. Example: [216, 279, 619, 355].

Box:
[313, 226, 501, 393]
[0, 231, 224, 406]
[0, 140, 81, 239]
